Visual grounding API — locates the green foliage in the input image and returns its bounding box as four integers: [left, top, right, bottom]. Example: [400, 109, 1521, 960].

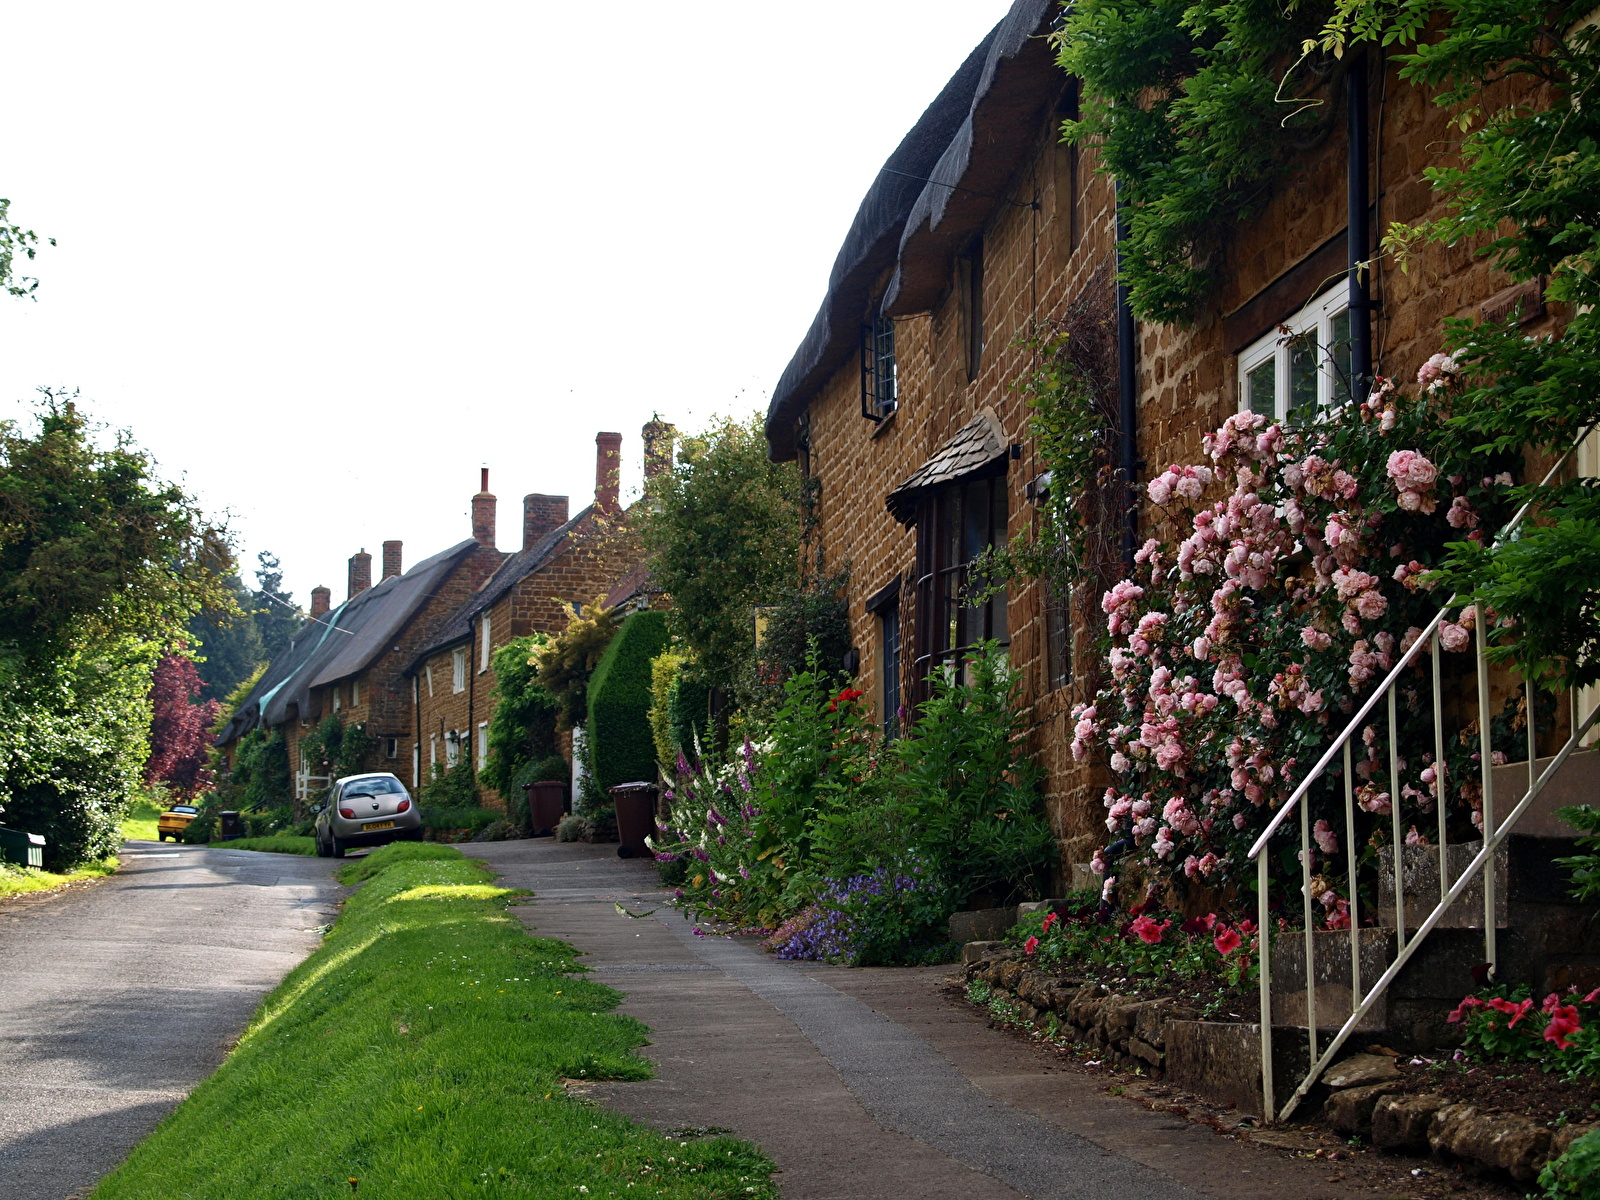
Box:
[0, 391, 231, 656]
[219, 835, 316, 856]
[531, 599, 620, 730]
[752, 566, 853, 702]
[0, 197, 50, 299]
[92, 844, 776, 1200]
[587, 611, 670, 794]
[1449, 983, 1600, 1081]
[654, 643, 1054, 942]
[635, 414, 803, 699]
[1556, 805, 1600, 904]
[0, 637, 159, 869]
[185, 557, 302, 705]
[1007, 903, 1260, 993]
[1053, 0, 1334, 323]
[417, 760, 481, 815]
[1539, 1127, 1600, 1200]
[648, 648, 688, 768]
[480, 634, 559, 797]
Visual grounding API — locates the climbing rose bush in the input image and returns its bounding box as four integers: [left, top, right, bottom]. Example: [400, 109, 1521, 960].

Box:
[1075, 363, 1517, 913]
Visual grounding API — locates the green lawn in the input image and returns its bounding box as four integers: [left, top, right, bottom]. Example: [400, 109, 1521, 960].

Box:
[213, 835, 317, 856]
[121, 795, 163, 842]
[0, 858, 117, 899]
[92, 841, 776, 1199]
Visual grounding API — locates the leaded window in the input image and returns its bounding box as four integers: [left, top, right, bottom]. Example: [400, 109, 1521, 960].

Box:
[861, 312, 897, 421]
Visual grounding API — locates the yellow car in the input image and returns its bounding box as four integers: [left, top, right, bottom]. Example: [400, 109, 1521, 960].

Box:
[157, 804, 199, 842]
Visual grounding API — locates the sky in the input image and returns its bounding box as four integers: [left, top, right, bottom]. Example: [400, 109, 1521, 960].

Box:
[0, 1, 1017, 608]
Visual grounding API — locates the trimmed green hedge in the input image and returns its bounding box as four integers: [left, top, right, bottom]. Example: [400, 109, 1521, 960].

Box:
[586, 611, 669, 795]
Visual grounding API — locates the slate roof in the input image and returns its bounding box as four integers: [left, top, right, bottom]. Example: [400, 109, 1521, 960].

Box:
[403, 505, 595, 674]
[885, 408, 1007, 524]
[215, 538, 483, 745]
[764, 0, 1056, 462]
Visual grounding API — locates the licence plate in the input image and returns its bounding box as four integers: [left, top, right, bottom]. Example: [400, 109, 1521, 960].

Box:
[364, 820, 396, 831]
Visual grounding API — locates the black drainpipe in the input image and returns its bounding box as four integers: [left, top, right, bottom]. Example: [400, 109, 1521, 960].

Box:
[1347, 52, 1373, 393]
[1115, 183, 1139, 573]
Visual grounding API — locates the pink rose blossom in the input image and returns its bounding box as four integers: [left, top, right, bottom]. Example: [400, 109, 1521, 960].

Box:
[1301, 625, 1332, 651]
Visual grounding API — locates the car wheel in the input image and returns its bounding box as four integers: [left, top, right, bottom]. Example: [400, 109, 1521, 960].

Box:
[156, 833, 166, 843]
[330, 837, 347, 859]
[315, 834, 332, 858]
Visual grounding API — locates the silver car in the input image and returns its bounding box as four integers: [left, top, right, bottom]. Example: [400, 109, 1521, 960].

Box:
[313, 772, 423, 857]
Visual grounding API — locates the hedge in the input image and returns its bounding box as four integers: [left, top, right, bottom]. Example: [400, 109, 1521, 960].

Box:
[586, 611, 669, 795]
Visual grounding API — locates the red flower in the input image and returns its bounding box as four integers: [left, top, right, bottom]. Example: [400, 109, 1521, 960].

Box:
[1447, 995, 1486, 1025]
[1023, 935, 1039, 957]
[1487, 997, 1535, 1028]
[1585, 987, 1600, 1004]
[1213, 926, 1243, 956]
[1041, 911, 1059, 934]
[1546, 1005, 1582, 1050]
[1129, 915, 1170, 944]
[1180, 913, 1218, 935]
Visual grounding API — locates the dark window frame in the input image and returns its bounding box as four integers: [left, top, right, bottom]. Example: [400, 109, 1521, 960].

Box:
[911, 465, 1010, 698]
[860, 311, 897, 422]
[865, 574, 903, 741]
[958, 242, 985, 382]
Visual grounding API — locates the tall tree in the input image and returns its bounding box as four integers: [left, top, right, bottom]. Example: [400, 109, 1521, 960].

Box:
[144, 655, 220, 797]
[252, 551, 301, 660]
[187, 575, 264, 703]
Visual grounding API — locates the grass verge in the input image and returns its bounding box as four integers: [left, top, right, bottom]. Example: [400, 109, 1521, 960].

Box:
[92, 841, 777, 1199]
[212, 835, 317, 856]
[121, 795, 162, 842]
[0, 858, 117, 899]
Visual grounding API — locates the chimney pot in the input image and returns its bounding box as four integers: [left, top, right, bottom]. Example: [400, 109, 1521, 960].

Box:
[523, 494, 570, 550]
[595, 431, 623, 515]
[310, 586, 331, 618]
[471, 471, 497, 548]
[347, 549, 372, 600]
[381, 540, 403, 580]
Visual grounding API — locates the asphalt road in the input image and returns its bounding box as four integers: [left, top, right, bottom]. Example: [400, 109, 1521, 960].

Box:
[0, 841, 342, 1200]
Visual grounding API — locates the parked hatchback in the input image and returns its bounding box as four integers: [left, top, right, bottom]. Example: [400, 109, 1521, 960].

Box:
[314, 772, 423, 857]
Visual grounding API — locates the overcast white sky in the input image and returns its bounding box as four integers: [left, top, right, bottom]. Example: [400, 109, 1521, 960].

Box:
[0, 2, 1016, 607]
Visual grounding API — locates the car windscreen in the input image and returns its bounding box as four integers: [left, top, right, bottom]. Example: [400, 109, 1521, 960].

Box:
[170, 805, 198, 814]
[343, 777, 405, 797]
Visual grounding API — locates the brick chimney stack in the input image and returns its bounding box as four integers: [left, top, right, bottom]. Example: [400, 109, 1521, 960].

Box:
[522, 494, 569, 550]
[310, 586, 330, 618]
[595, 432, 622, 515]
[471, 467, 496, 547]
[642, 419, 675, 489]
[381, 540, 403, 580]
[347, 549, 372, 600]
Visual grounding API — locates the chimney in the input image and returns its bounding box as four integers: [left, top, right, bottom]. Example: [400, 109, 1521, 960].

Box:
[522, 494, 570, 550]
[381, 540, 403, 580]
[310, 586, 331, 619]
[642, 418, 676, 488]
[471, 467, 496, 547]
[595, 431, 622, 515]
[347, 549, 372, 600]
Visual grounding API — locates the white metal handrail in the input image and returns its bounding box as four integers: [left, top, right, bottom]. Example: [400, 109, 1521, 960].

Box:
[1247, 424, 1595, 1122]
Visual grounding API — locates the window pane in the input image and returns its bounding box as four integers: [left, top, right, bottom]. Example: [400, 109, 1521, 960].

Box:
[1246, 358, 1276, 417]
[939, 489, 960, 570]
[1288, 330, 1319, 420]
[1329, 308, 1354, 403]
[881, 606, 901, 740]
[962, 478, 989, 561]
[989, 587, 1009, 644]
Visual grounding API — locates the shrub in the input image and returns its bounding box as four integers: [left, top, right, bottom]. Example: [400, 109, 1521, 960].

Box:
[587, 611, 670, 794]
[766, 862, 955, 966]
[421, 805, 499, 836]
[480, 634, 559, 797]
[1539, 1128, 1600, 1200]
[532, 599, 620, 730]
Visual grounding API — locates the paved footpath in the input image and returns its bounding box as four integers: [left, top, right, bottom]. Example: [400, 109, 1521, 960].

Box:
[475, 838, 1402, 1200]
[0, 840, 342, 1200]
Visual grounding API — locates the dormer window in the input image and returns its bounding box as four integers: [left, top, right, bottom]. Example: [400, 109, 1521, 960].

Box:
[861, 311, 897, 421]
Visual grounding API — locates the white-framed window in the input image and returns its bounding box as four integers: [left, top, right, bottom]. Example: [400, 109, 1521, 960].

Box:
[384, 737, 398, 759]
[1238, 284, 1355, 423]
[350, 679, 361, 708]
[477, 721, 489, 769]
[444, 731, 460, 767]
[424, 662, 435, 698]
[452, 648, 467, 694]
[429, 733, 438, 768]
[331, 686, 341, 713]
[479, 613, 492, 672]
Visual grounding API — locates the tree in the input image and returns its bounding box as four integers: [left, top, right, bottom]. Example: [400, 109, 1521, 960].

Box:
[252, 551, 301, 660]
[0, 197, 49, 300]
[187, 575, 264, 703]
[144, 654, 220, 797]
[635, 414, 804, 700]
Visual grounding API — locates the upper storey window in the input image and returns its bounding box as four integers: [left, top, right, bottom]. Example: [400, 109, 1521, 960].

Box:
[861, 311, 897, 422]
[1238, 285, 1355, 423]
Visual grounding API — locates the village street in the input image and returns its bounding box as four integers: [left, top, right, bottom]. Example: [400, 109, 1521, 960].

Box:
[0, 843, 342, 1200]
